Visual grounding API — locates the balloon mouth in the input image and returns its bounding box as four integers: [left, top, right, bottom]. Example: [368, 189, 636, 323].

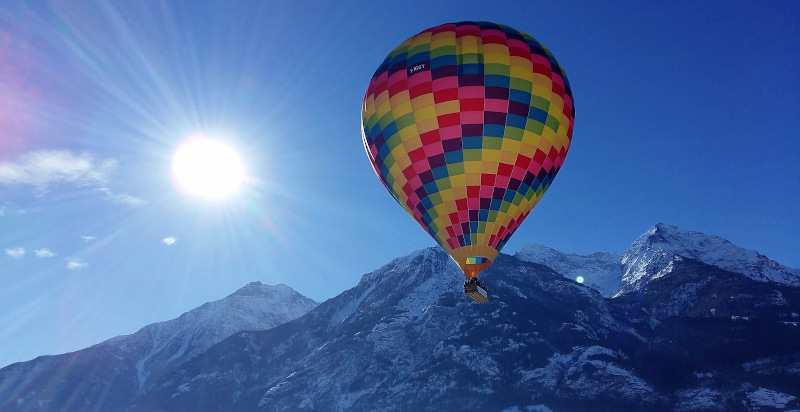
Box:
[463, 256, 492, 279]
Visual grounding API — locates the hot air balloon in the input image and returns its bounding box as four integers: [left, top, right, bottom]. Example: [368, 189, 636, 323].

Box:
[361, 21, 574, 303]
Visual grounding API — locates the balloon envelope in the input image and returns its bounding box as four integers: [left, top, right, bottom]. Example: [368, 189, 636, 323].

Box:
[362, 21, 575, 279]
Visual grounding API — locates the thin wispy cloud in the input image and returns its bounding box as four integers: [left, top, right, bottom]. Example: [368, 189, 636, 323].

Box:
[81, 236, 95, 242]
[162, 237, 177, 246]
[66, 258, 88, 270]
[0, 150, 116, 191]
[5, 247, 25, 259]
[0, 204, 25, 217]
[34, 248, 57, 258]
[97, 188, 147, 207]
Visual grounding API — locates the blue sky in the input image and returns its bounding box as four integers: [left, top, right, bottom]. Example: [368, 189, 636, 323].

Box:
[1, 1, 798, 368]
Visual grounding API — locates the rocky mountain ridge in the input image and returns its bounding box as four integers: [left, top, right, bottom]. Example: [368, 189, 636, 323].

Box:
[514, 244, 621, 297]
[1, 224, 798, 411]
[0, 282, 317, 411]
[619, 223, 800, 295]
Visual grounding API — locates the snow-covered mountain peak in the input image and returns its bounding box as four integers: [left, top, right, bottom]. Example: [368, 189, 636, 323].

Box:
[619, 224, 800, 295]
[103, 282, 317, 391]
[324, 245, 462, 330]
[361, 246, 450, 283]
[230, 281, 304, 301]
[351, 247, 458, 305]
[514, 244, 621, 297]
[234, 280, 267, 293]
[393, 249, 463, 315]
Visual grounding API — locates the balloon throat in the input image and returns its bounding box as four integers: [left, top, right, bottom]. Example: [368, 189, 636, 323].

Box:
[463, 256, 492, 279]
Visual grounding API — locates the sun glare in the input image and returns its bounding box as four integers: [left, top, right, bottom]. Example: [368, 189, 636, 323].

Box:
[171, 137, 245, 199]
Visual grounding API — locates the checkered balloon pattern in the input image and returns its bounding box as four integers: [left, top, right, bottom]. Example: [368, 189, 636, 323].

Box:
[361, 21, 574, 278]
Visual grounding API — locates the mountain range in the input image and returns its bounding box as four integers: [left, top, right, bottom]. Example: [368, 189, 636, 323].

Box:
[0, 283, 317, 411]
[1, 223, 798, 411]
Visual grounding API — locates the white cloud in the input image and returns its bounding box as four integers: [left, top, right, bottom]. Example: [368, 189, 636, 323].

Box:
[0, 150, 116, 191]
[5, 247, 25, 259]
[97, 188, 147, 207]
[81, 236, 95, 242]
[162, 237, 177, 246]
[66, 258, 88, 270]
[109, 192, 147, 206]
[35, 248, 57, 258]
[0, 150, 146, 207]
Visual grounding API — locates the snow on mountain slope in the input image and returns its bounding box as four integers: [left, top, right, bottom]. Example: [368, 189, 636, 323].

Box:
[619, 223, 800, 295]
[514, 244, 621, 297]
[529, 345, 661, 403]
[0, 282, 318, 411]
[103, 282, 317, 390]
[132, 248, 650, 412]
[4, 225, 800, 411]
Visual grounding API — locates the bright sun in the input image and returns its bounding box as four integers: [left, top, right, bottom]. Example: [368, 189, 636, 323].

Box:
[171, 137, 245, 199]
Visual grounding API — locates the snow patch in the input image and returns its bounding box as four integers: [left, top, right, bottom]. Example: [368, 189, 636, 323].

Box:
[747, 387, 796, 408]
[619, 224, 800, 295]
[674, 387, 727, 411]
[526, 346, 653, 401]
